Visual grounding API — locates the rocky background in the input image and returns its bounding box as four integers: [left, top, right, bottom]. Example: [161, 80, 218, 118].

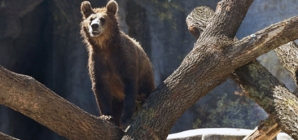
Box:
[0, 0, 297, 139]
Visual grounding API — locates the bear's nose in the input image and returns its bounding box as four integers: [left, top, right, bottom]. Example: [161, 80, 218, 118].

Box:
[91, 23, 99, 30]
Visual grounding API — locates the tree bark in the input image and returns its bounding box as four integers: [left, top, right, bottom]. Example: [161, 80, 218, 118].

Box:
[275, 41, 298, 86]
[235, 61, 298, 139]
[0, 65, 123, 140]
[242, 115, 280, 140]
[186, 4, 298, 140]
[186, 6, 281, 140]
[186, 6, 214, 39]
[124, 0, 298, 139]
[1, 0, 298, 140]
[123, 1, 254, 139]
[242, 41, 298, 140]
[233, 21, 298, 140]
[186, 6, 280, 140]
[0, 132, 19, 140]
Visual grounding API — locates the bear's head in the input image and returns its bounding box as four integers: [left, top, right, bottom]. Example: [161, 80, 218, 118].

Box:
[80, 0, 119, 38]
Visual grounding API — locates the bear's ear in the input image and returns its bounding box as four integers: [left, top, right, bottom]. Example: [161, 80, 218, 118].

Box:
[81, 1, 93, 19]
[106, 0, 118, 15]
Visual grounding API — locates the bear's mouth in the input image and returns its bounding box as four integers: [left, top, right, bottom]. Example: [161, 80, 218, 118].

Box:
[91, 31, 100, 37]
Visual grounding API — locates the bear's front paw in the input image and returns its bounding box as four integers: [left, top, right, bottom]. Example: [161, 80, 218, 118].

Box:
[99, 115, 114, 123]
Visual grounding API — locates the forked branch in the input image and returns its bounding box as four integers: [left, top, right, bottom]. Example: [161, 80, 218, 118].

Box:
[0, 65, 123, 140]
[186, 5, 298, 140]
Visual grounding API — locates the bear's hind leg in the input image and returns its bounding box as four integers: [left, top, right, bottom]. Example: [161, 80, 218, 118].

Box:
[111, 98, 123, 127]
[121, 80, 137, 128]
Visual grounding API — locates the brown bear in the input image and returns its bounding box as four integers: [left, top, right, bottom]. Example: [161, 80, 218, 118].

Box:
[80, 0, 155, 128]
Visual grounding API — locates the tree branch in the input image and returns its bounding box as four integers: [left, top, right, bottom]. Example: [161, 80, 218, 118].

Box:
[186, 6, 214, 38]
[230, 17, 298, 140]
[0, 65, 123, 140]
[242, 115, 280, 140]
[124, 0, 255, 139]
[187, 6, 282, 140]
[242, 41, 298, 140]
[125, 0, 298, 138]
[226, 16, 298, 65]
[275, 41, 298, 86]
[186, 5, 298, 140]
[0, 132, 19, 140]
[232, 19, 298, 140]
[235, 60, 298, 139]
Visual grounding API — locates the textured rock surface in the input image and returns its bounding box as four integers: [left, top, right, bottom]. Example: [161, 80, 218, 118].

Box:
[0, 0, 297, 139]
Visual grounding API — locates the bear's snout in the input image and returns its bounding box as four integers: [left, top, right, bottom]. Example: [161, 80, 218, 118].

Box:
[91, 19, 100, 31]
[89, 18, 101, 37]
[91, 23, 99, 30]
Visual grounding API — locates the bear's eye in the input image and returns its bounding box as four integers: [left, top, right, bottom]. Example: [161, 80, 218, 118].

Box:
[100, 17, 105, 23]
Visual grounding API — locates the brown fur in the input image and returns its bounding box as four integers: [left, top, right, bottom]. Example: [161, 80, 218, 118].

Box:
[80, 0, 155, 127]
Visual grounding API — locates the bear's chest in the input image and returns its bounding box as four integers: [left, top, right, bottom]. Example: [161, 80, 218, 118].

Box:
[91, 51, 124, 73]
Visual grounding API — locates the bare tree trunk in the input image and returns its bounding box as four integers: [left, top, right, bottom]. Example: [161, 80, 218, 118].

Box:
[1, 0, 298, 140]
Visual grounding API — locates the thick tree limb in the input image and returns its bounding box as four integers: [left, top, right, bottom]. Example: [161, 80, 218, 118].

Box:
[275, 41, 298, 86]
[123, 0, 254, 139]
[186, 6, 214, 38]
[0, 65, 123, 140]
[0, 132, 19, 140]
[243, 41, 298, 139]
[124, 0, 298, 139]
[186, 6, 282, 140]
[187, 6, 280, 140]
[235, 61, 298, 139]
[222, 10, 298, 140]
[232, 22, 298, 140]
[231, 20, 298, 140]
[187, 5, 298, 140]
[240, 42, 298, 140]
[275, 41, 298, 95]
